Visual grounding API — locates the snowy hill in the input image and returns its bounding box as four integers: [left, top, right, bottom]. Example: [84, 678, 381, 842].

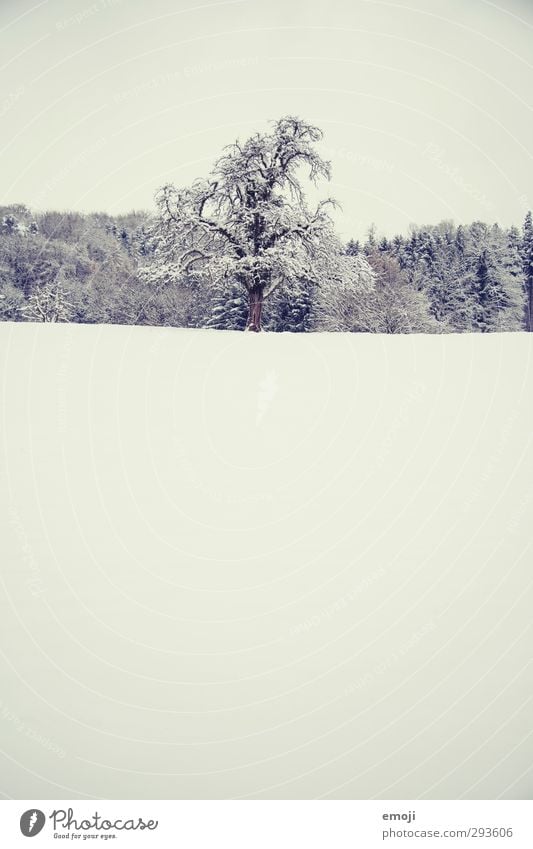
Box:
[1, 322, 532, 800]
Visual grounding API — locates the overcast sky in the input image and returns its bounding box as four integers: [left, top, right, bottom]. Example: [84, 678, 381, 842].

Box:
[1, 0, 532, 239]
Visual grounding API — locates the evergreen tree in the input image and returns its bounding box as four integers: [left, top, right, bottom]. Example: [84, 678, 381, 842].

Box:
[471, 242, 524, 332]
[345, 239, 360, 256]
[363, 224, 377, 255]
[207, 282, 248, 330]
[522, 211, 533, 331]
[264, 277, 315, 332]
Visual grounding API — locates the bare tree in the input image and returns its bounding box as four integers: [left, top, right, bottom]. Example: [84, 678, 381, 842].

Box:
[311, 253, 376, 331]
[22, 278, 73, 323]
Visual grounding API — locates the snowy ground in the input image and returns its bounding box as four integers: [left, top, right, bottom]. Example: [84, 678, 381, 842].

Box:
[1, 322, 532, 800]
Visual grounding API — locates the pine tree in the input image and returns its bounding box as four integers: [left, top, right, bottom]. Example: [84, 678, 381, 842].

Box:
[455, 225, 467, 257]
[471, 242, 524, 332]
[522, 211, 533, 331]
[264, 277, 315, 332]
[345, 239, 360, 256]
[207, 282, 247, 330]
[391, 234, 405, 254]
[363, 224, 377, 255]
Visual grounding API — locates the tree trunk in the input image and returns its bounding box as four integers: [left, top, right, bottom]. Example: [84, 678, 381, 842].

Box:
[246, 286, 264, 332]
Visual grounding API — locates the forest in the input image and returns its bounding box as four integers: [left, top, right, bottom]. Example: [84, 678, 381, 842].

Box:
[1, 118, 532, 335]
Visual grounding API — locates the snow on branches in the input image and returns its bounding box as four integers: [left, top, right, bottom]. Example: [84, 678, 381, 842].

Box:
[148, 116, 349, 330]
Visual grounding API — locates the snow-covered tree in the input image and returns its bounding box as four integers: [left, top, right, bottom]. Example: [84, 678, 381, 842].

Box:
[0, 282, 24, 320]
[311, 253, 376, 331]
[0, 204, 37, 236]
[523, 211, 533, 332]
[366, 254, 438, 333]
[2, 214, 23, 235]
[345, 238, 360, 256]
[207, 281, 248, 331]
[264, 275, 315, 332]
[23, 278, 73, 323]
[422, 246, 474, 331]
[363, 224, 377, 255]
[385, 220, 525, 332]
[471, 243, 524, 332]
[150, 116, 340, 331]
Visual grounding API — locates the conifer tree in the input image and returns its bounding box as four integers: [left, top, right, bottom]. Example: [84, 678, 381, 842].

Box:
[523, 211, 533, 331]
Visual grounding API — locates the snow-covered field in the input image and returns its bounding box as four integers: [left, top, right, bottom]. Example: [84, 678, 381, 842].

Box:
[1, 322, 532, 800]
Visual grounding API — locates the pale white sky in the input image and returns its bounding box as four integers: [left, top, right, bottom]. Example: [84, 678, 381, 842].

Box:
[1, 0, 532, 239]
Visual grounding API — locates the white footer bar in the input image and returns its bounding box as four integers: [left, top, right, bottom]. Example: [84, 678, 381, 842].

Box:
[1, 800, 531, 847]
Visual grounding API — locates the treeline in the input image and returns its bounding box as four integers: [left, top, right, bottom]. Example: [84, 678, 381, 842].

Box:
[343, 218, 532, 333]
[0, 205, 150, 325]
[1, 203, 532, 333]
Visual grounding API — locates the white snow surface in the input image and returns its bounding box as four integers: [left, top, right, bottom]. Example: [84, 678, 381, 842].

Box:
[1, 322, 532, 799]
